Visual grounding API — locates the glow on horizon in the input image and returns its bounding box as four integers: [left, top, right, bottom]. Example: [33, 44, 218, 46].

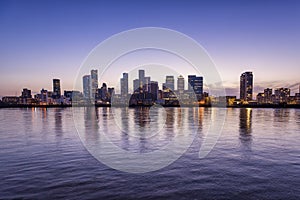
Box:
[1, 1, 300, 97]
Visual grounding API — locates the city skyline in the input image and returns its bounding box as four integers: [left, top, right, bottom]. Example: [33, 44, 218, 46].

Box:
[1, 1, 300, 97]
[2, 69, 299, 104]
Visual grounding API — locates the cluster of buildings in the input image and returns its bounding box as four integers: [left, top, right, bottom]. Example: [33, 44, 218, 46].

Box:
[112, 70, 205, 106]
[1, 69, 299, 107]
[223, 71, 300, 106]
[82, 69, 114, 104]
[1, 79, 80, 106]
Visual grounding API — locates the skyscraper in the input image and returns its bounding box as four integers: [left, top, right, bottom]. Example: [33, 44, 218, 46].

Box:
[144, 76, 150, 92]
[177, 75, 185, 91]
[91, 69, 98, 99]
[188, 75, 195, 91]
[133, 79, 140, 93]
[240, 71, 253, 101]
[83, 75, 91, 98]
[188, 75, 203, 99]
[165, 76, 175, 91]
[120, 72, 128, 96]
[139, 69, 145, 89]
[149, 81, 158, 100]
[52, 79, 61, 99]
[21, 88, 32, 98]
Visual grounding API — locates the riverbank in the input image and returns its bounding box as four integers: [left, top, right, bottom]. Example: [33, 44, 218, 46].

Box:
[1, 104, 300, 108]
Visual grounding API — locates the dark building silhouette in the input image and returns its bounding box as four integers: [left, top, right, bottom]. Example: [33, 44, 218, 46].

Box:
[52, 79, 61, 99]
[21, 88, 32, 98]
[240, 72, 253, 101]
[188, 75, 203, 100]
[149, 81, 159, 101]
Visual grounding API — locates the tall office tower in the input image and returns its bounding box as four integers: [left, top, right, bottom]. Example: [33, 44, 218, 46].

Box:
[133, 79, 140, 93]
[177, 75, 185, 91]
[165, 76, 175, 91]
[149, 81, 159, 100]
[52, 79, 61, 99]
[21, 88, 32, 98]
[144, 76, 151, 92]
[83, 75, 91, 98]
[139, 69, 145, 88]
[193, 76, 203, 97]
[188, 75, 195, 91]
[264, 88, 272, 103]
[188, 75, 203, 95]
[240, 71, 253, 101]
[91, 69, 98, 98]
[120, 72, 128, 96]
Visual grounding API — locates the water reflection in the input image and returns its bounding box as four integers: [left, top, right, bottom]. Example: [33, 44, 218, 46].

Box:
[54, 108, 63, 136]
[134, 107, 150, 129]
[79, 107, 207, 155]
[273, 109, 290, 123]
[120, 108, 130, 150]
[165, 108, 175, 130]
[83, 107, 99, 142]
[239, 108, 252, 154]
[41, 108, 49, 135]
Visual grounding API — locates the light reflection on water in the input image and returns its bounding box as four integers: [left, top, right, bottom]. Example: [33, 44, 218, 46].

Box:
[0, 107, 299, 199]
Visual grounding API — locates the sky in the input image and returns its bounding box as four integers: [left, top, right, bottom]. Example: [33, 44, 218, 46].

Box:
[0, 0, 300, 97]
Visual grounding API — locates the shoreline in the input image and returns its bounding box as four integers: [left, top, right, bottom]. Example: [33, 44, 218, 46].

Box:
[0, 104, 299, 109]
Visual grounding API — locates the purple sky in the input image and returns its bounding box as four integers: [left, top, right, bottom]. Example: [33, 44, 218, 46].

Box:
[1, 0, 300, 97]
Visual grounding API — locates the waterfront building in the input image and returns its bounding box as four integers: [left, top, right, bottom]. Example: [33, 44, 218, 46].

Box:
[165, 76, 175, 91]
[52, 79, 61, 99]
[188, 75, 203, 100]
[240, 71, 253, 101]
[91, 69, 98, 99]
[177, 75, 185, 92]
[120, 73, 128, 97]
[83, 75, 91, 98]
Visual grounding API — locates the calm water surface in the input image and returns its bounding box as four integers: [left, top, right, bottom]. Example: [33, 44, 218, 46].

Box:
[0, 107, 299, 199]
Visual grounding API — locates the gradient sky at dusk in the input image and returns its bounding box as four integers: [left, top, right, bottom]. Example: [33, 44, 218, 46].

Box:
[1, 0, 300, 97]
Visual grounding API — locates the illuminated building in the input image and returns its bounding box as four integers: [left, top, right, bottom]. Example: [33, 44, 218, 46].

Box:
[264, 88, 272, 103]
[240, 72, 253, 101]
[188, 75, 203, 100]
[40, 89, 48, 103]
[52, 79, 61, 99]
[21, 88, 32, 99]
[274, 88, 290, 103]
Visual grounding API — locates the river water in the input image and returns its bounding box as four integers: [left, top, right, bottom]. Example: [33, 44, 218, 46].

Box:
[0, 107, 299, 199]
